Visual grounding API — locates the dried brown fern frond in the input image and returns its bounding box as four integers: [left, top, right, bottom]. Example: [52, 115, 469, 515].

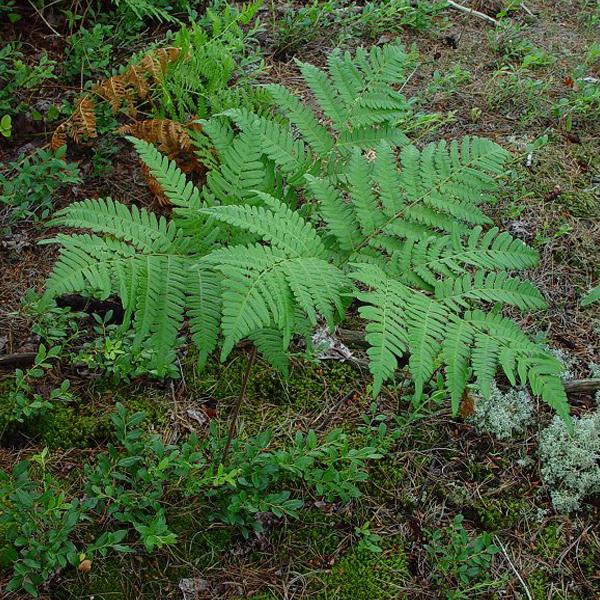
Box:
[123, 64, 150, 99]
[120, 117, 205, 207]
[153, 47, 182, 76]
[50, 123, 68, 151]
[48, 45, 183, 151]
[117, 119, 191, 155]
[91, 75, 131, 113]
[70, 97, 97, 142]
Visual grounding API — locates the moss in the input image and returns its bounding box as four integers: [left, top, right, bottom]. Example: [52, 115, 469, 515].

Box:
[536, 523, 566, 560]
[474, 497, 529, 531]
[364, 457, 406, 499]
[169, 512, 234, 569]
[272, 509, 345, 560]
[315, 537, 409, 600]
[188, 354, 364, 415]
[529, 569, 549, 600]
[17, 386, 171, 449]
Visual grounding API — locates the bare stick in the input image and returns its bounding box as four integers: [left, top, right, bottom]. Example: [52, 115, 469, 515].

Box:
[0, 352, 37, 370]
[563, 379, 600, 395]
[27, 0, 62, 37]
[221, 346, 257, 463]
[520, 3, 535, 17]
[447, 0, 499, 26]
[495, 536, 533, 600]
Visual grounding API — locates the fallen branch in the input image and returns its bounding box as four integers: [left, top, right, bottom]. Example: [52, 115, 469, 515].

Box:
[335, 331, 600, 397]
[447, 0, 499, 26]
[0, 352, 37, 370]
[563, 379, 600, 395]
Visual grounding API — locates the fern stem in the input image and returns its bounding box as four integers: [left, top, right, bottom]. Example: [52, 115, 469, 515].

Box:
[221, 345, 257, 463]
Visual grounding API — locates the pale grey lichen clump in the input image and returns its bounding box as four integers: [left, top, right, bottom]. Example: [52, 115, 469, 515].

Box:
[470, 382, 535, 440]
[539, 409, 600, 513]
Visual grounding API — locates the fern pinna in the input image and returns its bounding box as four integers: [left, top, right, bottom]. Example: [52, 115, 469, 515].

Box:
[43, 43, 569, 420]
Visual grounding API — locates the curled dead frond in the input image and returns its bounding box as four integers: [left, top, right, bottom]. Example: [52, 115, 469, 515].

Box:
[117, 119, 191, 155]
[50, 123, 68, 151]
[92, 75, 130, 112]
[71, 98, 97, 142]
[118, 118, 205, 206]
[49, 45, 183, 150]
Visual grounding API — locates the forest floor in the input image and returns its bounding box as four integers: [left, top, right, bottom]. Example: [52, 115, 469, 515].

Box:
[0, 1, 599, 599]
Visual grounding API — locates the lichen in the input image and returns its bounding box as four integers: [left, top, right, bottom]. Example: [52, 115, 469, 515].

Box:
[469, 382, 534, 440]
[539, 410, 600, 513]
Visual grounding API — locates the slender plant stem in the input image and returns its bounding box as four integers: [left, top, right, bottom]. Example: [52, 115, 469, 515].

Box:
[221, 346, 257, 463]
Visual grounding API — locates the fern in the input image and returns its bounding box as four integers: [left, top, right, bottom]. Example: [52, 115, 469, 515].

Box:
[114, 0, 175, 22]
[43, 43, 570, 421]
[581, 285, 599, 306]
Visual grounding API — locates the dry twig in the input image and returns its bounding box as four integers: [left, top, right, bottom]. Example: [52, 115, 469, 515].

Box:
[447, 1, 499, 26]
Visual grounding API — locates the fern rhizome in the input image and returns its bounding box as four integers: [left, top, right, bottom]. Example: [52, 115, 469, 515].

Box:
[43, 44, 570, 419]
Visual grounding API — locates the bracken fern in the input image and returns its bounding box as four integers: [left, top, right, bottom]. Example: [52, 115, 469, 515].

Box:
[43, 43, 569, 420]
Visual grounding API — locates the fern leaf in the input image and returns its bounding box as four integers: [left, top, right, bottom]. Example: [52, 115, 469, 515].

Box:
[411, 226, 539, 285]
[373, 142, 403, 215]
[353, 264, 409, 397]
[201, 245, 294, 359]
[140, 256, 188, 373]
[305, 175, 363, 252]
[265, 83, 334, 156]
[406, 295, 447, 402]
[187, 269, 221, 370]
[336, 126, 408, 150]
[249, 328, 290, 376]
[347, 151, 385, 235]
[523, 356, 570, 424]
[442, 318, 474, 414]
[435, 271, 547, 311]
[296, 60, 348, 129]
[129, 137, 203, 210]
[204, 124, 268, 204]
[48, 197, 179, 253]
[471, 332, 500, 399]
[283, 258, 349, 327]
[200, 192, 327, 258]
[224, 109, 314, 185]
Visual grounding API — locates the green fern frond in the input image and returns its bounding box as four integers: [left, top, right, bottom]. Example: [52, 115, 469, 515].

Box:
[48, 197, 180, 253]
[200, 192, 327, 258]
[409, 226, 539, 286]
[128, 137, 203, 210]
[203, 124, 269, 205]
[305, 175, 363, 252]
[581, 285, 599, 306]
[353, 264, 410, 397]
[198, 117, 235, 160]
[224, 109, 315, 185]
[132, 255, 188, 373]
[435, 271, 547, 311]
[264, 83, 334, 156]
[249, 328, 290, 376]
[347, 151, 385, 236]
[200, 242, 348, 360]
[187, 269, 221, 369]
[336, 126, 408, 150]
[471, 332, 500, 400]
[297, 60, 348, 130]
[325, 44, 413, 128]
[405, 294, 447, 402]
[442, 318, 474, 414]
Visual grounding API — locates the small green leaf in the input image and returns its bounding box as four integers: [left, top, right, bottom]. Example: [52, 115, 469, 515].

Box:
[0, 114, 11, 138]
